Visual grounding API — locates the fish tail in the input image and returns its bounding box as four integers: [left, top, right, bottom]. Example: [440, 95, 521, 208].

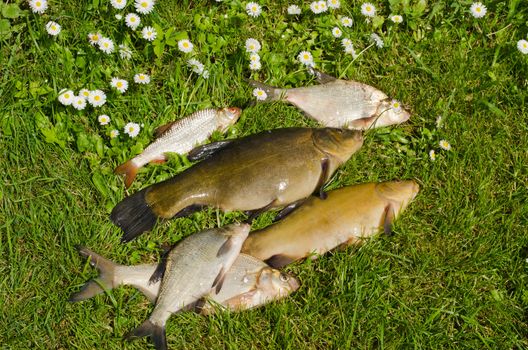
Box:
[115, 160, 139, 189]
[125, 320, 167, 350]
[69, 246, 117, 302]
[110, 189, 158, 243]
[245, 79, 284, 102]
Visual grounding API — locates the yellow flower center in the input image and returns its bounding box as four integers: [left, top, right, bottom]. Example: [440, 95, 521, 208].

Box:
[128, 127, 134, 132]
[393, 102, 400, 108]
[476, 7, 481, 12]
[303, 54, 309, 59]
[117, 82, 123, 87]
[183, 42, 189, 47]
[64, 93, 70, 98]
[140, 75, 145, 80]
[104, 43, 109, 47]
[36, 1, 41, 6]
[131, 17, 136, 22]
[366, 6, 371, 11]
[52, 26, 56, 30]
[94, 96, 101, 101]
[142, 2, 148, 7]
[252, 6, 257, 11]
[148, 31, 152, 36]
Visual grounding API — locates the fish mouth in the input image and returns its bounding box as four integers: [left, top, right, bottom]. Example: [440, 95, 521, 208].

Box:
[226, 107, 242, 118]
[287, 276, 301, 292]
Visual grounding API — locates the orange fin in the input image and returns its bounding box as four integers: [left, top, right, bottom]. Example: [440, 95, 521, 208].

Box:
[154, 122, 177, 138]
[149, 156, 167, 165]
[114, 160, 139, 189]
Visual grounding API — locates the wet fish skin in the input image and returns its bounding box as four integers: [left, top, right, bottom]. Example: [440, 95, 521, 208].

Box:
[111, 127, 363, 243]
[242, 181, 420, 268]
[115, 107, 242, 188]
[248, 71, 410, 130]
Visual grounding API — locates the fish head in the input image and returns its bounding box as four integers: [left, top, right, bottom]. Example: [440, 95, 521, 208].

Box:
[217, 107, 242, 131]
[376, 180, 420, 212]
[372, 99, 411, 128]
[312, 128, 364, 162]
[257, 267, 300, 299]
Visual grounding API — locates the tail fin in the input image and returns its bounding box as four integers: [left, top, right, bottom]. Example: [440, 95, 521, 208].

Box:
[245, 79, 285, 102]
[69, 246, 117, 302]
[110, 189, 158, 243]
[125, 319, 167, 350]
[115, 160, 139, 189]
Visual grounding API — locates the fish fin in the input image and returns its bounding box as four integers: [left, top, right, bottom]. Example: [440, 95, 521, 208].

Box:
[383, 204, 395, 236]
[110, 188, 159, 243]
[149, 156, 167, 165]
[315, 158, 329, 200]
[309, 68, 338, 84]
[273, 200, 305, 222]
[212, 267, 227, 294]
[244, 199, 278, 223]
[154, 121, 177, 138]
[149, 247, 172, 285]
[69, 246, 116, 302]
[220, 289, 258, 312]
[217, 237, 234, 257]
[124, 319, 167, 350]
[189, 298, 207, 313]
[265, 254, 296, 269]
[346, 115, 378, 130]
[244, 78, 284, 102]
[187, 140, 233, 162]
[114, 160, 139, 189]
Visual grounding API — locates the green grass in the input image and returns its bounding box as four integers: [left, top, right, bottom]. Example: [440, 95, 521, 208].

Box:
[2, 0, 528, 348]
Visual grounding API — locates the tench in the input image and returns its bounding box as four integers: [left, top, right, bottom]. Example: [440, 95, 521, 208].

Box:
[111, 127, 364, 242]
[69, 247, 300, 314]
[248, 70, 410, 130]
[124, 223, 249, 350]
[242, 181, 420, 268]
[115, 107, 242, 188]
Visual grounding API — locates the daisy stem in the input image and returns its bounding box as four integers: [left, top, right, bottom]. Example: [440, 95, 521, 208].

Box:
[338, 43, 375, 79]
[486, 23, 512, 38]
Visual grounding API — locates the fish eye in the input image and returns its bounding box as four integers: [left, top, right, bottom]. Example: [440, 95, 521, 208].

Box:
[279, 273, 289, 282]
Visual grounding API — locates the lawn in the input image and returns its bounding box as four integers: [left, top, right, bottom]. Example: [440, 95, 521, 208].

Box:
[1, 0, 528, 348]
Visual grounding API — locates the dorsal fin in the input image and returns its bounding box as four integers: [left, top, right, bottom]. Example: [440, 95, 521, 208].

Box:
[154, 121, 177, 138]
[309, 68, 338, 84]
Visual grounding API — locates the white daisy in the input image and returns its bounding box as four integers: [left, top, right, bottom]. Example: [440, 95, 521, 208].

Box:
[370, 33, 384, 48]
[115, 14, 123, 20]
[88, 90, 107, 107]
[58, 90, 74, 106]
[111, 0, 126, 10]
[390, 15, 403, 23]
[201, 70, 210, 79]
[187, 58, 204, 74]
[141, 26, 157, 41]
[318, 1, 328, 12]
[98, 37, 115, 54]
[344, 44, 357, 58]
[98, 114, 111, 125]
[361, 2, 376, 17]
[45, 21, 61, 36]
[245, 38, 261, 53]
[110, 78, 129, 93]
[88, 32, 102, 46]
[72, 96, 87, 110]
[29, 0, 48, 14]
[125, 13, 141, 30]
[253, 88, 267, 100]
[249, 61, 262, 71]
[124, 122, 141, 138]
[178, 39, 194, 53]
[135, 0, 155, 14]
[119, 44, 133, 59]
[342, 38, 352, 48]
[470, 2, 487, 18]
[391, 100, 402, 113]
[429, 150, 436, 161]
[439, 140, 451, 151]
[110, 129, 120, 138]
[298, 50, 314, 67]
[79, 89, 91, 100]
[341, 16, 353, 27]
[332, 27, 342, 38]
[249, 53, 260, 63]
[310, 2, 321, 14]
[327, 0, 340, 9]
[246, 2, 262, 17]
[287, 5, 301, 15]
[134, 73, 150, 84]
[517, 39, 528, 54]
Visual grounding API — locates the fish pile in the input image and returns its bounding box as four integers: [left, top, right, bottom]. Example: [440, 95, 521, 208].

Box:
[70, 71, 419, 350]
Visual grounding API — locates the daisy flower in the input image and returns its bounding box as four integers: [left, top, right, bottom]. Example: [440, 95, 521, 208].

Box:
[45, 21, 61, 36]
[249, 53, 260, 63]
[115, 14, 123, 20]
[178, 39, 194, 53]
[88, 32, 102, 46]
[245, 38, 261, 53]
[135, 0, 155, 14]
[439, 140, 451, 151]
[246, 2, 262, 17]
[88, 90, 107, 107]
[201, 70, 210, 79]
[318, 1, 328, 12]
[110, 78, 129, 93]
[390, 15, 403, 23]
[142, 26, 157, 41]
[110, 129, 120, 138]
[344, 44, 357, 57]
[517, 39, 528, 54]
[469, 2, 487, 18]
[342, 38, 352, 47]
[341, 16, 353, 27]
[125, 13, 141, 30]
[332, 27, 342, 38]
[287, 5, 301, 15]
[298, 51, 314, 67]
[119, 44, 133, 59]
[111, 0, 127, 10]
[370, 33, 384, 48]
[79, 89, 91, 100]
[361, 2, 376, 17]
[98, 37, 115, 54]
[187, 59, 204, 74]
[124, 122, 141, 138]
[29, 0, 48, 14]
[390, 100, 402, 113]
[429, 150, 436, 161]
[134, 73, 150, 84]
[249, 61, 262, 71]
[253, 87, 267, 100]
[58, 90, 74, 106]
[98, 114, 111, 125]
[310, 2, 321, 14]
[327, 0, 340, 9]
[72, 96, 87, 111]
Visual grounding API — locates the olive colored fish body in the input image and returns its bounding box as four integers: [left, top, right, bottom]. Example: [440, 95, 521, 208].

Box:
[242, 181, 420, 268]
[111, 127, 363, 242]
[115, 107, 241, 188]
